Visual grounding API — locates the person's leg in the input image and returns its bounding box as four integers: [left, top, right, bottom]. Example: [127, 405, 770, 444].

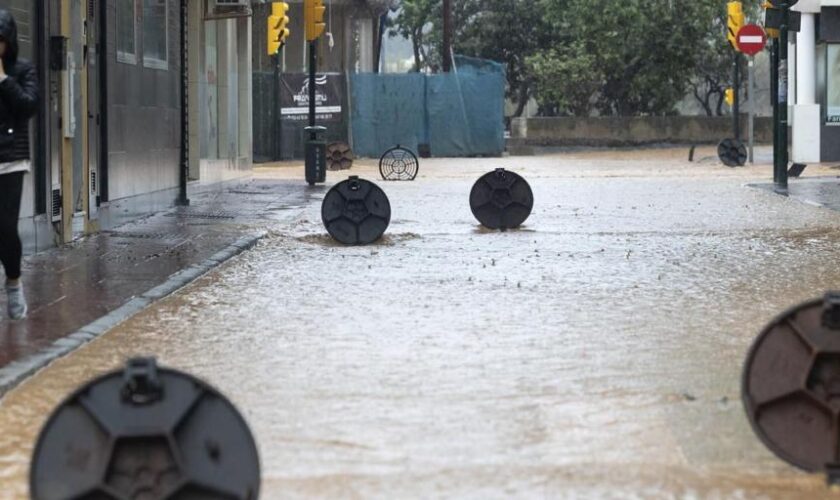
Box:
[0, 172, 26, 319]
[0, 172, 24, 280]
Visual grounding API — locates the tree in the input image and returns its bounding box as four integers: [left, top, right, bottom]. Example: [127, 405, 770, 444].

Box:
[689, 2, 762, 116]
[526, 0, 752, 117]
[388, 0, 438, 72]
[527, 42, 602, 117]
[528, 0, 716, 116]
[453, 0, 552, 117]
[389, 0, 756, 117]
[389, 0, 550, 116]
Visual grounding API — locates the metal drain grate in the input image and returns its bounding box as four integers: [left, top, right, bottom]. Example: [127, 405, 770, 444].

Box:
[105, 231, 179, 240]
[165, 211, 236, 220]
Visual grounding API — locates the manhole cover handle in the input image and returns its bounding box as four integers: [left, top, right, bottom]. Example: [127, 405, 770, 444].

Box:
[823, 292, 840, 330]
[121, 357, 163, 405]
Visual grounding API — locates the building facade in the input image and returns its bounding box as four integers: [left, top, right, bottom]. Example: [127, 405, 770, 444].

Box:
[790, 1, 840, 162]
[0, 0, 254, 254]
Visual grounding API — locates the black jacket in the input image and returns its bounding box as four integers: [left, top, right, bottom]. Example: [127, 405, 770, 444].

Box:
[0, 9, 38, 164]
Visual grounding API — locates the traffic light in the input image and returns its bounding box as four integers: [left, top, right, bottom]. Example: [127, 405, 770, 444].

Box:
[725, 88, 735, 107]
[305, 0, 326, 42]
[727, 1, 745, 50]
[267, 2, 290, 56]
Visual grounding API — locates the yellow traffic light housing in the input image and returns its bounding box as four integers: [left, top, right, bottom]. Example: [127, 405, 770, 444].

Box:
[305, 0, 326, 42]
[267, 2, 290, 56]
[727, 1, 745, 50]
[725, 88, 735, 107]
[762, 2, 780, 39]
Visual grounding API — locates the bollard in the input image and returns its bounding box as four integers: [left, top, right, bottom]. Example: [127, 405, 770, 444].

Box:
[718, 138, 748, 167]
[30, 358, 260, 500]
[469, 169, 534, 231]
[379, 146, 419, 181]
[742, 292, 840, 484]
[322, 176, 391, 245]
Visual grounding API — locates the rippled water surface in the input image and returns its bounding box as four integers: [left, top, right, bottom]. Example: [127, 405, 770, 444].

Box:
[3, 151, 840, 498]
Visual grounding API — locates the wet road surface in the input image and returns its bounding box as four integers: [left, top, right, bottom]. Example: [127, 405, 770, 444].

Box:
[0, 180, 309, 395]
[4, 149, 840, 498]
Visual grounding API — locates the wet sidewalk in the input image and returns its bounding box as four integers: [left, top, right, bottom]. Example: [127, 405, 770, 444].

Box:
[753, 174, 840, 211]
[0, 174, 309, 395]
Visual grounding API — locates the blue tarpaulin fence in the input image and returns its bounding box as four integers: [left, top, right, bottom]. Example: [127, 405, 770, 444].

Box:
[350, 56, 506, 158]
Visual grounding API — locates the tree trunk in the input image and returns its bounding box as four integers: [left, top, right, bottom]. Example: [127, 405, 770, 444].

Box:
[513, 83, 530, 118]
[412, 31, 422, 72]
[698, 87, 714, 117]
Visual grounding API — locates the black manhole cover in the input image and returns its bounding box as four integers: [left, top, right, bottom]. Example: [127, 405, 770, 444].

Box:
[743, 292, 840, 480]
[322, 176, 391, 245]
[469, 169, 534, 230]
[30, 358, 260, 499]
[327, 142, 355, 171]
[379, 146, 419, 181]
[718, 138, 747, 167]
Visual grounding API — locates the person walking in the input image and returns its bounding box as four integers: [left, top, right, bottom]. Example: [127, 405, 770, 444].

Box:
[0, 9, 38, 320]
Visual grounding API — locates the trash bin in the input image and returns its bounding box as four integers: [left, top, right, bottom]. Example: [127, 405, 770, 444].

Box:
[305, 126, 327, 186]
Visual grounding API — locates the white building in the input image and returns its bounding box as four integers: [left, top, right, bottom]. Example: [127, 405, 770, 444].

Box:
[790, 0, 840, 162]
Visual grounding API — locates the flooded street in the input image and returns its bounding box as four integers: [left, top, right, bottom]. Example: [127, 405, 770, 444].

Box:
[4, 149, 840, 498]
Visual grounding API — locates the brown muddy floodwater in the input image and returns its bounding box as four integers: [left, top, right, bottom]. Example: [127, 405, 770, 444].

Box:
[3, 150, 840, 498]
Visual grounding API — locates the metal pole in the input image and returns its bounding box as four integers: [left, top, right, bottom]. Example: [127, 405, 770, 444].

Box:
[309, 40, 317, 138]
[177, 0, 189, 206]
[734, 51, 741, 141]
[771, 37, 779, 185]
[777, 7, 790, 192]
[442, 0, 453, 72]
[748, 58, 755, 163]
[273, 52, 280, 161]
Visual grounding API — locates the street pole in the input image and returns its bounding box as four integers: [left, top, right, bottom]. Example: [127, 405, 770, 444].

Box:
[777, 6, 789, 192]
[309, 40, 316, 133]
[734, 52, 741, 141]
[442, 0, 453, 72]
[177, 0, 189, 206]
[273, 51, 280, 162]
[771, 37, 779, 185]
[748, 58, 755, 163]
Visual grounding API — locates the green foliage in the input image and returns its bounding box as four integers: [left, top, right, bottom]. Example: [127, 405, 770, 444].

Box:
[529, 0, 721, 116]
[528, 42, 602, 117]
[389, 0, 763, 117]
[455, 0, 552, 116]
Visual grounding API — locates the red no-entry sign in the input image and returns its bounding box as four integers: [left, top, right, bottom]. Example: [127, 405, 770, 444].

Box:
[736, 24, 767, 56]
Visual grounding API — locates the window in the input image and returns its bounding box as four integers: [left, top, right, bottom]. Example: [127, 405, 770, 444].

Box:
[143, 0, 168, 70]
[116, 0, 137, 64]
[828, 45, 840, 124]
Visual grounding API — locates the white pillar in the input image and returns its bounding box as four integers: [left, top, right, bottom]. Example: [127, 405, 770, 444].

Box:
[792, 12, 821, 163]
[788, 39, 796, 108]
[797, 13, 816, 105]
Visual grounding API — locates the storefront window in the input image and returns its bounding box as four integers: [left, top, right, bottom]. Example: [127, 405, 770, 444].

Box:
[117, 0, 137, 64]
[143, 0, 168, 70]
[827, 45, 840, 123]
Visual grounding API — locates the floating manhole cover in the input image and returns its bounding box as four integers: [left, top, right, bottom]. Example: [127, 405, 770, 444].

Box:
[322, 176, 391, 245]
[327, 142, 354, 171]
[718, 138, 747, 167]
[380, 146, 419, 181]
[743, 292, 840, 481]
[469, 169, 534, 230]
[31, 358, 260, 499]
